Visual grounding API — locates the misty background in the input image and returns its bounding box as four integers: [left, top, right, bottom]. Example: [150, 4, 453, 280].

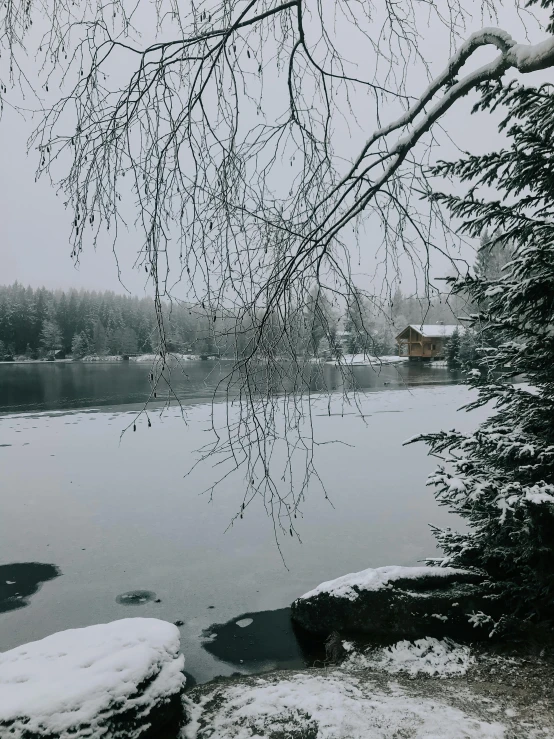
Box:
[0, 0, 549, 298]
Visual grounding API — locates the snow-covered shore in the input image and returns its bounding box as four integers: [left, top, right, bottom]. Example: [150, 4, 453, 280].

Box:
[183, 644, 554, 738]
[3, 617, 552, 739]
[326, 354, 408, 366]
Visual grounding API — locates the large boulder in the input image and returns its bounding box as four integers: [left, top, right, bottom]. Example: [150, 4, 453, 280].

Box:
[291, 565, 499, 640]
[0, 618, 185, 739]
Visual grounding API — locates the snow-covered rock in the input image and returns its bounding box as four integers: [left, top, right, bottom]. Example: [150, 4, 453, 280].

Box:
[298, 565, 471, 602]
[0, 618, 185, 739]
[291, 565, 498, 639]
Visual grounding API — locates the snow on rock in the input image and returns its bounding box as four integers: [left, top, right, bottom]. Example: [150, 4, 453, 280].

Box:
[182, 670, 505, 739]
[0, 618, 185, 739]
[343, 637, 475, 677]
[299, 565, 473, 602]
[291, 566, 496, 639]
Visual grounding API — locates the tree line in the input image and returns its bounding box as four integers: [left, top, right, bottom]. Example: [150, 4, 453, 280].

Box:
[0, 286, 200, 360]
[0, 281, 472, 361]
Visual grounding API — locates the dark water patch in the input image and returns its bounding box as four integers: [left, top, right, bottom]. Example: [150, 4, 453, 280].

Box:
[201, 608, 324, 669]
[0, 444, 11, 447]
[0, 359, 461, 414]
[0, 563, 61, 614]
[116, 590, 157, 606]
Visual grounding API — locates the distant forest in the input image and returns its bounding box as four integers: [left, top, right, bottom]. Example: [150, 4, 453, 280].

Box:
[0, 282, 474, 361]
[0, 284, 213, 359]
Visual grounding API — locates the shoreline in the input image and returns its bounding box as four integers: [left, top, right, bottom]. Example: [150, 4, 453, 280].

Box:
[183, 641, 554, 738]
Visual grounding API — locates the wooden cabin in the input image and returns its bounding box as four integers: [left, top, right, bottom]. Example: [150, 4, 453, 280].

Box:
[396, 324, 462, 360]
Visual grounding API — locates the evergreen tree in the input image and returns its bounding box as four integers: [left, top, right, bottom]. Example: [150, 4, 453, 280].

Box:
[458, 329, 479, 369]
[475, 230, 515, 283]
[445, 328, 461, 369]
[40, 318, 63, 356]
[71, 332, 91, 358]
[92, 320, 108, 355]
[414, 80, 554, 625]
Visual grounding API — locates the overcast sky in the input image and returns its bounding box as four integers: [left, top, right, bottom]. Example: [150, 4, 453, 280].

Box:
[0, 1, 549, 297]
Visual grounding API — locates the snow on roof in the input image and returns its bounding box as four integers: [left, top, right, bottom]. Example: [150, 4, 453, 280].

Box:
[397, 324, 464, 339]
[0, 618, 185, 737]
[299, 565, 472, 602]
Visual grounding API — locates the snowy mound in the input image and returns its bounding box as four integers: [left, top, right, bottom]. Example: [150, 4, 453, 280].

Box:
[299, 565, 472, 602]
[343, 637, 475, 677]
[0, 618, 185, 739]
[183, 671, 504, 739]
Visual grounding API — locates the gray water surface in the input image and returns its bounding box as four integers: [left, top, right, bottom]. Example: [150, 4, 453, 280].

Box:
[0, 362, 480, 683]
[0, 358, 460, 413]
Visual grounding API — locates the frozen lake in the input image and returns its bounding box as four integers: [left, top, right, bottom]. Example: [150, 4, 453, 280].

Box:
[0, 366, 485, 683]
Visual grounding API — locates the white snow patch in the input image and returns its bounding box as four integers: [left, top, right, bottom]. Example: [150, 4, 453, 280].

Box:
[511, 36, 554, 72]
[81, 355, 124, 362]
[235, 618, 253, 628]
[299, 565, 471, 602]
[131, 353, 200, 363]
[182, 671, 503, 738]
[343, 637, 474, 678]
[0, 618, 185, 738]
[448, 477, 467, 492]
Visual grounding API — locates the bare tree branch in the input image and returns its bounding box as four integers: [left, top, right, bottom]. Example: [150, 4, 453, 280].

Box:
[2, 0, 554, 530]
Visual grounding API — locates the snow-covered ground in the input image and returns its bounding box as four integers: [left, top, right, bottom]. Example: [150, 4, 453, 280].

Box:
[182, 670, 505, 738]
[183, 637, 554, 738]
[342, 636, 475, 677]
[80, 353, 202, 362]
[81, 354, 124, 362]
[131, 354, 201, 363]
[327, 354, 408, 365]
[0, 618, 185, 738]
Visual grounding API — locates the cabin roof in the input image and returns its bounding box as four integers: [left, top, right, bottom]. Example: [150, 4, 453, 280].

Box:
[396, 324, 464, 340]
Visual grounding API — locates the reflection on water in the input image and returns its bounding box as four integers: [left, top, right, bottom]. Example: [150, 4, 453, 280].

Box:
[0, 359, 460, 413]
[0, 563, 61, 614]
[202, 608, 323, 670]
